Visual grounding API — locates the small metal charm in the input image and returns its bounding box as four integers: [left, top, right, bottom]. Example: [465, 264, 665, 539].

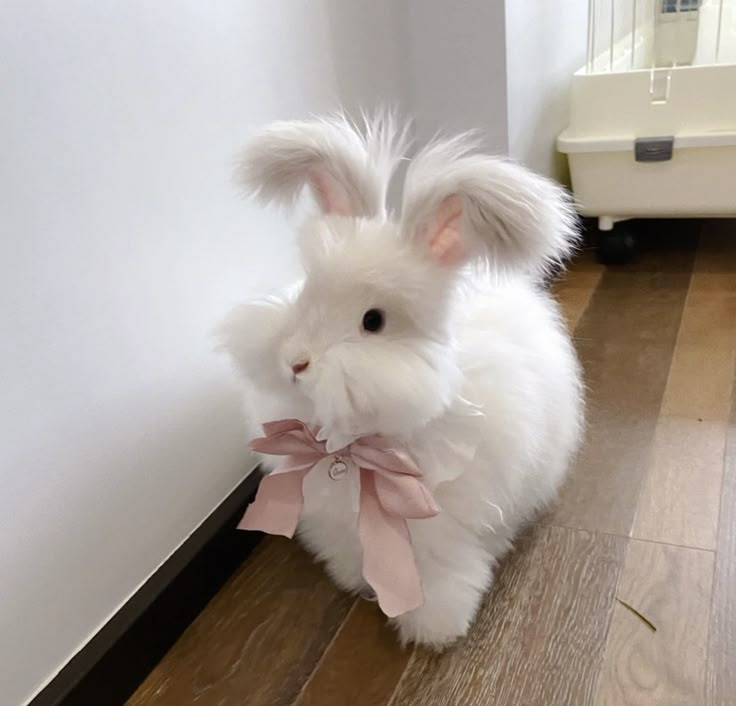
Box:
[328, 455, 348, 481]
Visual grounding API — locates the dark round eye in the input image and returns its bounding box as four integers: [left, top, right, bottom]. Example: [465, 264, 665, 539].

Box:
[361, 308, 385, 333]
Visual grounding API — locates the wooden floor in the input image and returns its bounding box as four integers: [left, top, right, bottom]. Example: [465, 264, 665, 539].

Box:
[128, 221, 736, 706]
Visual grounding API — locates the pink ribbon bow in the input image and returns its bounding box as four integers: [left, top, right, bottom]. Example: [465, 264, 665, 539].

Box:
[238, 419, 440, 617]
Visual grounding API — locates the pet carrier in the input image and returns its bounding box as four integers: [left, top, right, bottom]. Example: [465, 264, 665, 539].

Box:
[558, 0, 736, 262]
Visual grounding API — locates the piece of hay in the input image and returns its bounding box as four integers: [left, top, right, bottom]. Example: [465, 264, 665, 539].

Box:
[616, 598, 657, 633]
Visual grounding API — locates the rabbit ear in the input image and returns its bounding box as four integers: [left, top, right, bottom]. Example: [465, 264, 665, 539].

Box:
[401, 134, 579, 274]
[238, 113, 409, 220]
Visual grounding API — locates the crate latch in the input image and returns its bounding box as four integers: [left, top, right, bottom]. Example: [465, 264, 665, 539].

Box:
[635, 136, 674, 162]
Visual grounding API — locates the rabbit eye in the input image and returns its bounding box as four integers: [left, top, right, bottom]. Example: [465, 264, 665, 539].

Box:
[361, 308, 385, 333]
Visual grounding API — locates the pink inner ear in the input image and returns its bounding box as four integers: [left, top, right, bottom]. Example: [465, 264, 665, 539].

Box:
[309, 168, 353, 217]
[427, 195, 466, 265]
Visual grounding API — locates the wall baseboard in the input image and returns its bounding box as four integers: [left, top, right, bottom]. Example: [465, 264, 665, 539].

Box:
[30, 471, 262, 706]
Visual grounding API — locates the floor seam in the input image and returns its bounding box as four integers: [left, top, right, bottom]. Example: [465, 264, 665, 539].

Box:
[589, 533, 629, 706]
[703, 416, 732, 704]
[386, 645, 417, 706]
[545, 521, 717, 554]
[290, 598, 358, 706]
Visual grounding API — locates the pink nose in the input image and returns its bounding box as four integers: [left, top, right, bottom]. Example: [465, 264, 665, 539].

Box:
[291, 360, 309, 375]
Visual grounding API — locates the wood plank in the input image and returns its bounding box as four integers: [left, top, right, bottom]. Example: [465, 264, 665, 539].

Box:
[595, 540, 714, 706]
[633, 417, 725, 550]
[661, 343, 736, 422]
[707, 400, 736, 706]
[552, 245, 603, 332]
[126, 537, 354, 706]
[389, 526, 626, 706]
[553, 266, 604, 333]
[294, 600, 412, 706]
[551, 269, 692, 536]
[661, 224, 736, 421]
[660, 288, 736, 421]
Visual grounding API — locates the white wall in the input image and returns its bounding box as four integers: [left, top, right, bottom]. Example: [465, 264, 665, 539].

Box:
[325, 0, 410, 116]
[505, 0, 588, 179]
[404, 0, 509, 152]
[0, 2, 387, 704]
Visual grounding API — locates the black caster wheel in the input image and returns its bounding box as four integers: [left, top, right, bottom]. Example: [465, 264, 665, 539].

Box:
[596, 224, 636, 265]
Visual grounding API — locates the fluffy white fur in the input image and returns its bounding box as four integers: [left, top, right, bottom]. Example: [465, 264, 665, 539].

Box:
[219, 113, 584, 649]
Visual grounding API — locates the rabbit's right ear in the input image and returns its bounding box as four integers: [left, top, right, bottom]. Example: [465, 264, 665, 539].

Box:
[401, 134, 579, 274]
[237, 114, 407, 220]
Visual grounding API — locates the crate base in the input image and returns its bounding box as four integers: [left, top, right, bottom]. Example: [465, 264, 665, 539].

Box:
[567, 144, 736, 220]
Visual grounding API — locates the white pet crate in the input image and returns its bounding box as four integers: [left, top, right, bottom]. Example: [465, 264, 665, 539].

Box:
[558, 0, 736, 261]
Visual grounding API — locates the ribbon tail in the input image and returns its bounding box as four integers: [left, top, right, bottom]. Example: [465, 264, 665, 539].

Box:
[237, 469, 309, 538]
[358, 469, 424, 618]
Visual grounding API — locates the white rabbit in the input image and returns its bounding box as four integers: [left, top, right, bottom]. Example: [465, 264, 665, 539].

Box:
[219, 114, 584, 649]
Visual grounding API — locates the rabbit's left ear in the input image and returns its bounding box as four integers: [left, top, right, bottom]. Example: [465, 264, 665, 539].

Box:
[401, 136, 579, 274]
[237, 114, 408, 220]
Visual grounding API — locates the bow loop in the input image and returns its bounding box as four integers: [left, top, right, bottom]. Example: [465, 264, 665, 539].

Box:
[350, 439, 422, 476]
[373, 471, 440, 520]
[250, 419, 325, 457]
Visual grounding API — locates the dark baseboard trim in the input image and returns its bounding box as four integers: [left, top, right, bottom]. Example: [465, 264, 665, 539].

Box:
[31, 470, 262, 706]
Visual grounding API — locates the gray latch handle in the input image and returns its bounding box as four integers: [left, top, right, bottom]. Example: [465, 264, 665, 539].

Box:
[635, 137, 674, 162]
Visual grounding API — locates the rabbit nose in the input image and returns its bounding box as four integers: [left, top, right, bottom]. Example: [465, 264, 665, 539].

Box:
[291, 359, 310, 375]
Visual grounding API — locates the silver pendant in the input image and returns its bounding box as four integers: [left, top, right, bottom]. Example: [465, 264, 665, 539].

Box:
[328, 455, 348, 481]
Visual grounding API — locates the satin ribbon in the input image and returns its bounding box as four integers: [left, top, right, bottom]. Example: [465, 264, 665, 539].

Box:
[238, 419, 440, 617]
